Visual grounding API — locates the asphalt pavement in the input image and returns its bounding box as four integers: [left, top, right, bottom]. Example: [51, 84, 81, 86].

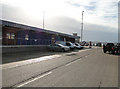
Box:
[2, 47, 119, 88]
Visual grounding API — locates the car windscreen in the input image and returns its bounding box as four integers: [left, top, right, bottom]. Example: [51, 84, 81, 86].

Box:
[66, 43, 71, 46]
[75, 43, 79, 46]
[106, 43, 114, 46]
[57, 44, 64, 47]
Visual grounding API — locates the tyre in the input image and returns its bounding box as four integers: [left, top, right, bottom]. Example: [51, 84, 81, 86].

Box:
[116, 50, 118, 53]
[62, 49, 65, 52]
[103, 50, 106, 53]
[52, 49, 54, 52]
[112, 51, 115, 54]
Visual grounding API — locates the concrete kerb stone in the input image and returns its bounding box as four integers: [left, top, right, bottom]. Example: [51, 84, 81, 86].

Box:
[2, 45, 50, 54]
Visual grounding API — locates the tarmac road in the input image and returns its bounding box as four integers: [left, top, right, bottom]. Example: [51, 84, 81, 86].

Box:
[2, 47, 119, 88]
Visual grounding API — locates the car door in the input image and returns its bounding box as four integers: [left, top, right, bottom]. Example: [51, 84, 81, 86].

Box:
[53, 44, 58, 51]
[51, 44, 56, 51]
[52, 44, 60, 51]
[56, 44, 62, 51]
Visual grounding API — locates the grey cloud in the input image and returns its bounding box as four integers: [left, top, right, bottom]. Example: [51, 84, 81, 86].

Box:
[2, 4, 118, 42]
[46, 16, 118, 42]
[2, 4, 43, 27]
[83, 30, 118, 42]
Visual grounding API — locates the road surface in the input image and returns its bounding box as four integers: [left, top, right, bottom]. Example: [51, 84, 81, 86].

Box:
[2, 47, 118, 88]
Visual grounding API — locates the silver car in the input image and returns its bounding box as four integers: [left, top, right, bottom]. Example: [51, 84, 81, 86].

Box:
[49, 44, 70, 52]
[56, 41, 75, 50]
[74, 43, 84, 49]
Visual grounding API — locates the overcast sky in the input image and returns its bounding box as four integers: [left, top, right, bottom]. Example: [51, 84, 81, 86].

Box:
[0, 0, 119, 42]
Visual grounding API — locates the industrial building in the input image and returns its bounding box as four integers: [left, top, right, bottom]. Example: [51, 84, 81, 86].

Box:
[1, 20, 80, 45]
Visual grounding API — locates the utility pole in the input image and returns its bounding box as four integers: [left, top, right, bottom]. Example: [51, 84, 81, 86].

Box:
[43, 11, 45, 30]
[81, 11, 84, 42]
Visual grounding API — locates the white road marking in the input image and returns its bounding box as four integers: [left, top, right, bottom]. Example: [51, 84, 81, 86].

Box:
[65, 49, 91, 55]
[3, 55, 61, 69]
[65, 58, 82, 66]
[85, 56, 88, 58]
[17, 71, 52, 87]
[65, 52, 92, 67]
[78, 49, 91, 52]
[3, 48, 92, 70]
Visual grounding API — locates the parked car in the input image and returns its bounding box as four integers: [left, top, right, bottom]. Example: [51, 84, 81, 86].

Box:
[111, 43, 120, 53]
[85, 43, 89, 46]
[92, 43, 95, 46]
[74, 43, 84, 49]
[103, 43, 115, 53]
[97, 43, 102, 47]
[48, 43, 70, 52]
[65, 42, 75, 50]
[56, 41, 75, 51]
[116, 43, 120, 53]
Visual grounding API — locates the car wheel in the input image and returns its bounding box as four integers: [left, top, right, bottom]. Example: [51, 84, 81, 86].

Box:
[112, 51, 115, 54]
[103, 50, 106, 53]
[62, 49, 65, 52]
[116, 50, 119, 53]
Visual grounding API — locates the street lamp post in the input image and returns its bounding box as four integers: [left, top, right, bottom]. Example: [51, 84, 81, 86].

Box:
[81, 11, 84, 42]
[43, 11, 45, 30]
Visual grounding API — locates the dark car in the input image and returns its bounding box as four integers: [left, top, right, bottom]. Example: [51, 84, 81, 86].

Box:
[112, 43, 120, 53]
[85, 43, 89, 46]
[116, 43, 120, 53]
[103, 43, 115, 53]
[97, 43, 102, 47]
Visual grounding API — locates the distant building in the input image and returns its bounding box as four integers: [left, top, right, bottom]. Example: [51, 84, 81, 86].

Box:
[73, 33, 80, 43]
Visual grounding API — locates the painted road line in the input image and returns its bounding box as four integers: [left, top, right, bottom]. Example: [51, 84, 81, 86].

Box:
[65, 49, 91, 55]
[78, 49, 91, 52]
[3, 55, 61, 70]
[65, 53, 92, 67]
[85, 55, 88, 58]
[16, 71, 52, 88]
[65, 58, 82, 66]
[3, 48, 92, 70]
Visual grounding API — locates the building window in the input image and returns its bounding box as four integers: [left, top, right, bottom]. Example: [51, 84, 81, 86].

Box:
[6, 33, 11, 39]
[25, 34, 29, 40]
[6, 33, 15, 39]
[11, 33, 15, 39]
